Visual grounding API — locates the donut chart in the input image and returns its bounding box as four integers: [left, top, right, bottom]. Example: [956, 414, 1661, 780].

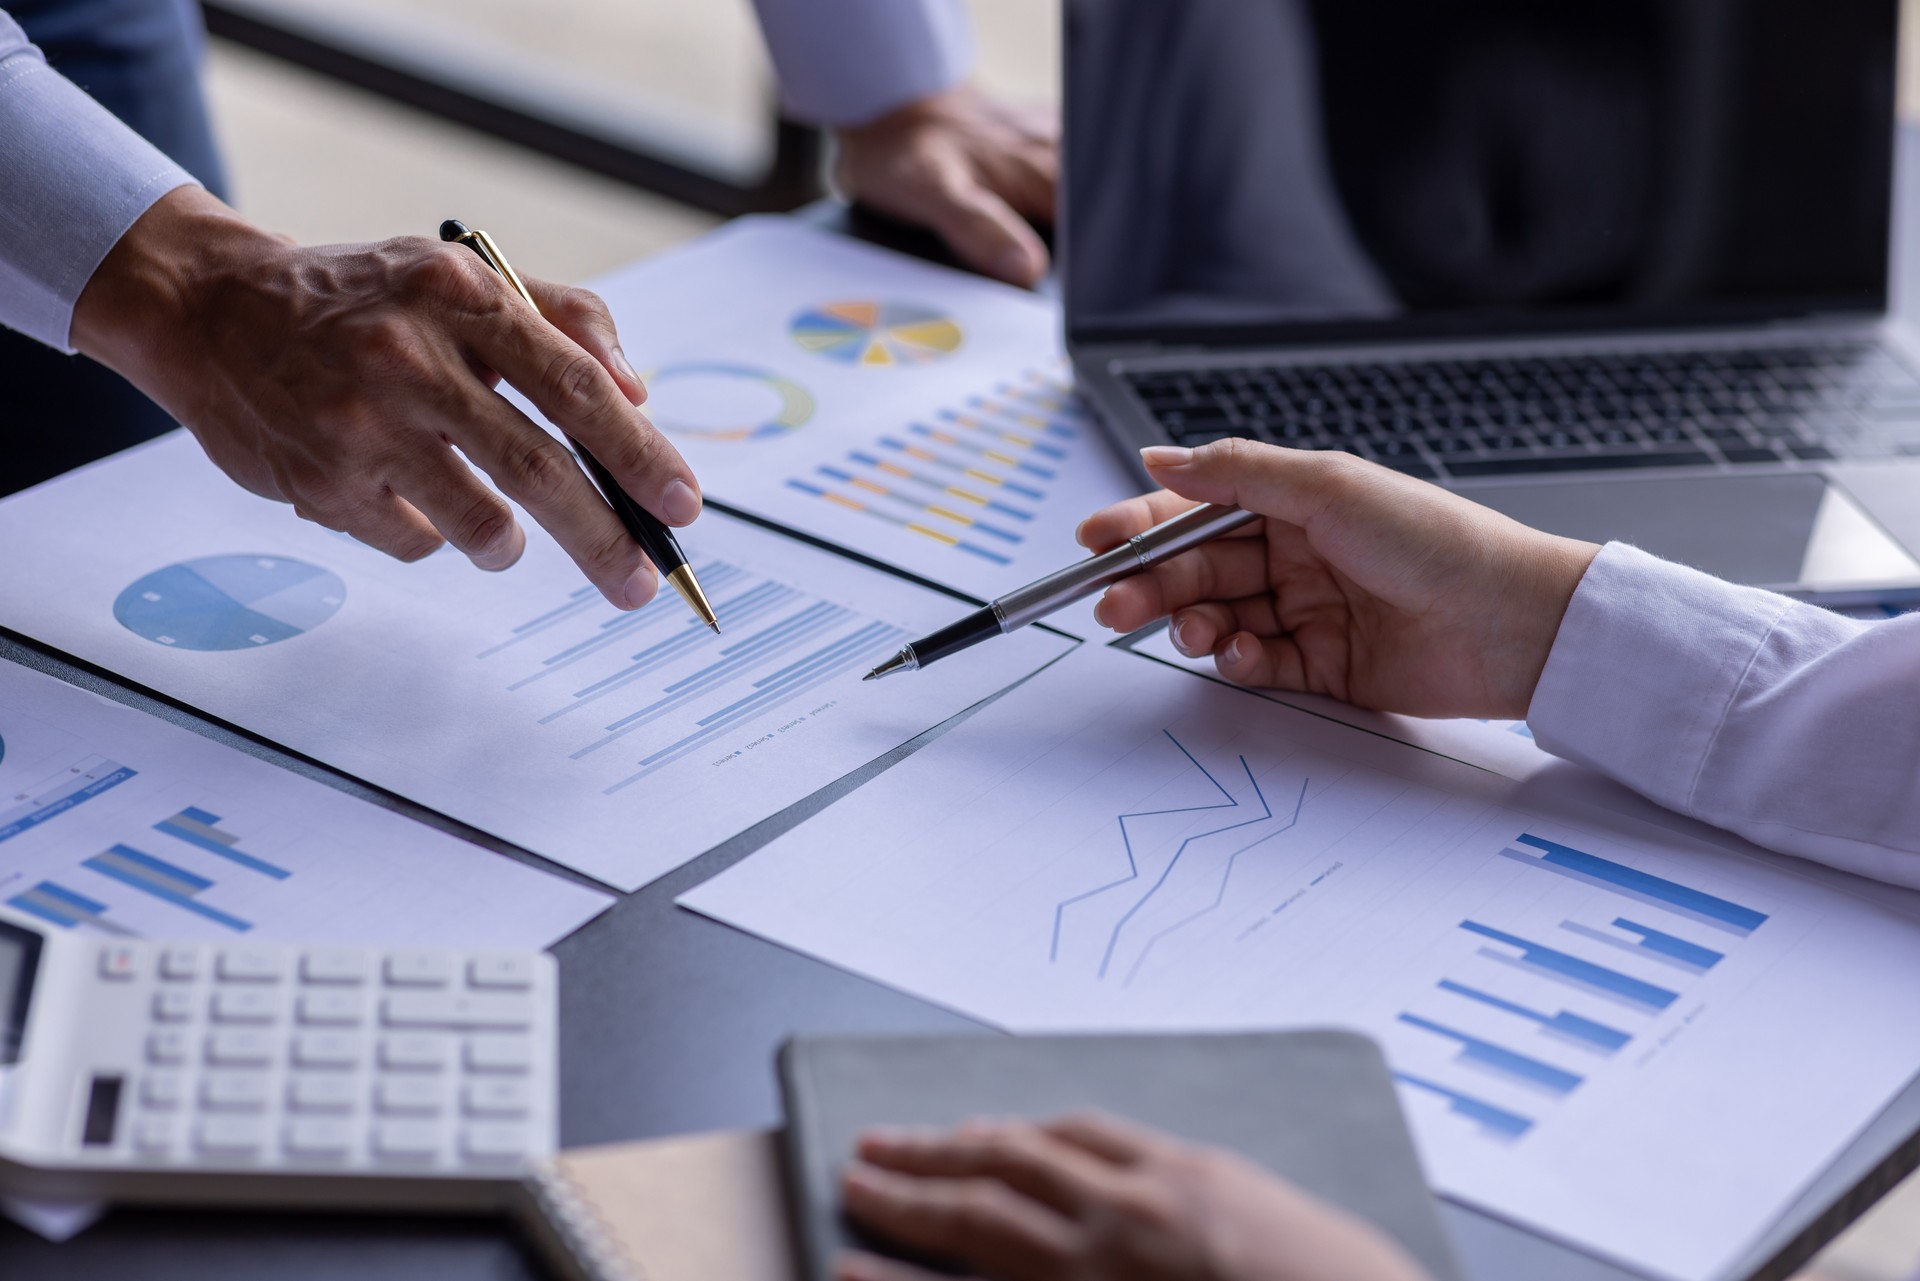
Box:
[789, 301, 964, 367]
[642, 362, 816, 443]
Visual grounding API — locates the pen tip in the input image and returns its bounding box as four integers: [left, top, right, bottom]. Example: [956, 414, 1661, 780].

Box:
[708, 621, 723, 635]
[862, 669, 879, 682]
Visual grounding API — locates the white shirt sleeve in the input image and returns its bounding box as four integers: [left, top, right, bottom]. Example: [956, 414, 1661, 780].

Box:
[749, 0, 974, 127]
[1528, 543, 1920, 885]
[0, 10, 196, 352]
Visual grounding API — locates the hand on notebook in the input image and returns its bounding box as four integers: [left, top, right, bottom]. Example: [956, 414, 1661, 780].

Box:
[835, 86, 1056, 288]
[1079, 441, 1600, 719]
[837, 1113, 1431, 1281]
[69, 186, 701, 610]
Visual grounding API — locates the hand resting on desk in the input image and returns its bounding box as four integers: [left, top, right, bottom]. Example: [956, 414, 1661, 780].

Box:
[836, 1112, 1431, 1281]
[69, 186, 701, 610]
[1083, 441, 1600, 720]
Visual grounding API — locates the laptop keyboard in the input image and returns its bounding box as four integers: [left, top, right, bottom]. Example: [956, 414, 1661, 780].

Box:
[1125, 341, 1920, 480]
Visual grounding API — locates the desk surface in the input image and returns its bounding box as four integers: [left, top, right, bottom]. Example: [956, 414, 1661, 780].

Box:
[7, 169, 1920, 1280]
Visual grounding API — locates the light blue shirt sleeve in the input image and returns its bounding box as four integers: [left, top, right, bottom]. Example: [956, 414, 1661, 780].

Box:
[0, 10, 196, 352]
[750, 0, 974, 127]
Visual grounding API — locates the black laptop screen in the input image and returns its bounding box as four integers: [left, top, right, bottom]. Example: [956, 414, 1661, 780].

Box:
[1063, 0, 1898, 348]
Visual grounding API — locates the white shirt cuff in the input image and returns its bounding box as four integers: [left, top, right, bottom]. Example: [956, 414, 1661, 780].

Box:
[751, 0, 974, 127]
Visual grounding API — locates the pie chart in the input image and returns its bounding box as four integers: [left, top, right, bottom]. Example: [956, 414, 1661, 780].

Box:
[114, 555, 346, 651]
[642, 362, 815, 443]
[789, 301, 964, 367]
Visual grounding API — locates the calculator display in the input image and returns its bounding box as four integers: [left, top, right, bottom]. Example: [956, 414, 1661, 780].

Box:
[0, 919, 42, 1065]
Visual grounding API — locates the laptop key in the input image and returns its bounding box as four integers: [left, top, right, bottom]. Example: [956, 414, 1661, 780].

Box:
[1445, 450, 1714, 478]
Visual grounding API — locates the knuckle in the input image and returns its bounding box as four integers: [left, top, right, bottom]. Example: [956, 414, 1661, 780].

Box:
[453, 493, 516, 552]
[540, 348, 616, 422]
[499, 434, 581, 509]
[403, 242, 489, 301]
[388, 529, 446, 563]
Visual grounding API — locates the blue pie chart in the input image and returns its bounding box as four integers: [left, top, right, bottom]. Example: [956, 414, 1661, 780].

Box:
[114, 555, 346, 651]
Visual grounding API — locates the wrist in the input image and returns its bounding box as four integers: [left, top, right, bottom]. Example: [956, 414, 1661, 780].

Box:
[70, 186, 289, 401]
[1507, 533, 1602, 715]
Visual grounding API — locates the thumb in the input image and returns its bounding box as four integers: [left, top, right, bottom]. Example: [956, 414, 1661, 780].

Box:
[524, 278, 647, 406]
[1139, 441, 1345, 528]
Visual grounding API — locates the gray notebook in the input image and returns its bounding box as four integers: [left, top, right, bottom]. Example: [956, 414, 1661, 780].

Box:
[778, 1029, 1461, 1281]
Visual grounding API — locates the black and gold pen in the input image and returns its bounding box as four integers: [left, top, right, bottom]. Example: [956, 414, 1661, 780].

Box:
[439, 219, 719, 632]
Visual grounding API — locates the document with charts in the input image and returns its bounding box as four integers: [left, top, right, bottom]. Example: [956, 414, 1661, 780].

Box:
[0, 434, 1074, 891]
[528, 217, 1143, 608]
[682, 645, 1920, 1281]
[0, 660, 608, 947]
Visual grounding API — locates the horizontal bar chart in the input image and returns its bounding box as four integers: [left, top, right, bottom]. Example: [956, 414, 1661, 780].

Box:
[1464, 920, 1679, 1013]
[1399, 1013, 1585, 1095]
[1395, 1071, 1534, 1140]
[1437, 979, 1630, 1053]
[82, 844, 251, 932]
[153, 807, 290, 879]
[1502, 833, 1768, 936]
[1559, 918, 1724, 974]
[7, 880, 137, 935]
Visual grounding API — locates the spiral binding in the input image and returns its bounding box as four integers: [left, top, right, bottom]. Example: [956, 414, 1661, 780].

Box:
[527, 1160, 649, 1281]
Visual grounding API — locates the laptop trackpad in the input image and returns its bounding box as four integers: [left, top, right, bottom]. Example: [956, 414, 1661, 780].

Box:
[1463, 473, 1920, 591]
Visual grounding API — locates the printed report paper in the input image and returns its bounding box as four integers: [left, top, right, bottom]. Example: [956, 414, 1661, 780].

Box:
[683, 645, 1920, 1281]
[0, 433, 1074, 891]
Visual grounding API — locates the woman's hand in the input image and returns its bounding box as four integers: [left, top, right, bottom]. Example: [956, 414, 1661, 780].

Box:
[1081, 441, 1599, 719]
[837, 1112, 1433, 1281]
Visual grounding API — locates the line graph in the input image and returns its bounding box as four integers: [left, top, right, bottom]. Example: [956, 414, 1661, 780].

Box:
[1051, 731, 1309, 982]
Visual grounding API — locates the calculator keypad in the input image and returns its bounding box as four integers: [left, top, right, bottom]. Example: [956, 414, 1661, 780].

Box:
[96, 942, 551, 1173]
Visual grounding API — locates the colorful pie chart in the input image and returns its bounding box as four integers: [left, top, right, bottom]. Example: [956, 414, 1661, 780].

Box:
[114, 555, 345, 651]
[789, 301, 964, 367]
[642, 362, 816, 443]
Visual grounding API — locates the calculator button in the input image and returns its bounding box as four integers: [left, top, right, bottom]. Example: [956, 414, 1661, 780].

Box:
[288, 1074, 359, 1114]
[382, 992, 533, 1031]
[134, 1117, 176, 1151]
[212, 989, 280, 1024]
[141, 1072, 186, 1110]
[383, 952, 453, 988]
[206, 1029, 275, 1067]
[462, 1078, 530, 1119]
[292, 1031, 361, 1069]
[467, 955, 534, 991]
[159, 947, 200, 981]
[464, 1035, 532, 1075]
[200, 1072, 271, 1112]
[379, 1034, 451, 1073]
[297, 991, 364, 1026]
[217, 948, 284, 984]
[460, 1122, 530, 1163]
[152, 989, 196, 1023]
[147, 1029, 191, 1065]
[196, 1116, 267, 1155]
[300, 949, 368, 986]
[99, 945, 138, 980]
[373, 1119, 442, 1160]
[285, 1117, 355, 1157]
[376, 1077, 443, 1116]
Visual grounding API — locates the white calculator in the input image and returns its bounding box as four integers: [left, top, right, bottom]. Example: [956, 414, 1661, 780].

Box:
[0, 903, 559, 1209]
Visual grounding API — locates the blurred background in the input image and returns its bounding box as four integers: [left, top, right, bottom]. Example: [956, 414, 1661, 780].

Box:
[188, 1, 1920, 1276]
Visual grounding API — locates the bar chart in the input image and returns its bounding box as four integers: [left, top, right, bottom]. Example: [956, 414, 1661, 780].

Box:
[479, 558, 909, 796]
[1389, 830, 1772, 1147]
[785, 371, 1089, 567]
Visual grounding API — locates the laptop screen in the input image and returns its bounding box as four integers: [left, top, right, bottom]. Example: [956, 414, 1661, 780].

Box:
[1063, 0, 1898, 349]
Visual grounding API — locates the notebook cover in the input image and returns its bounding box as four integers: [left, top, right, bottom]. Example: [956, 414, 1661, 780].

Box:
[778, 1030, 1461, 1281]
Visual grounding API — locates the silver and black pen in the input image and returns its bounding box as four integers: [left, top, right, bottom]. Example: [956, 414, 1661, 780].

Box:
[864, 503, 1260, 680]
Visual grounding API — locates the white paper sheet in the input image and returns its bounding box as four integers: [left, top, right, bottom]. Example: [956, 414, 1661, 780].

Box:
[538, 218, 1143, 610]
[1129, 623, 1558, 779]
[0, 660, 609, 946]
[682, 645, 1920, 1281]
[0, 433, 1075, 891]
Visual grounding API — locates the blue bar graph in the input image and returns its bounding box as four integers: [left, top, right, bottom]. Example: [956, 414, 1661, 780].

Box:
[7, 880, 135, 935]
[0, 759, 138, 843]
[1437, 979, 1631, 1053]
[82, 844, 252, 932]
[1558, 918, 1724, 974]
[1398, 1013, 1584, 1094]
[1394, 1072, 1534, 1140]
[1463, 921, 1678, 1013]
[1502, 833, 1768, 936]
[153, 807, 290, 879]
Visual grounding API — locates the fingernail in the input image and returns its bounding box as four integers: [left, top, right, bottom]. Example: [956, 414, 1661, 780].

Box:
[1170, 617, 1190, 654]
[623, 565, 657, 610]
[661, 479, 701, 526]
[1140, 445, 1193, 469]
[1224, 635, 1246, 665]
[1091, 595, 1110, 628]
[612, 346, 644, 402]
[997, 245, 1038, 283]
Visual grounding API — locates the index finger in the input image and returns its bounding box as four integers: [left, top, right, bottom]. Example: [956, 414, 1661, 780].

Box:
[1076, 490, 1200, 554]
[466, 280, 702, 529]
[856, 1121, 1116, 1215]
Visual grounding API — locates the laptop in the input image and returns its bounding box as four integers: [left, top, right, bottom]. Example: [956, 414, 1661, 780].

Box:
[1063, 0, 1920, 601]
